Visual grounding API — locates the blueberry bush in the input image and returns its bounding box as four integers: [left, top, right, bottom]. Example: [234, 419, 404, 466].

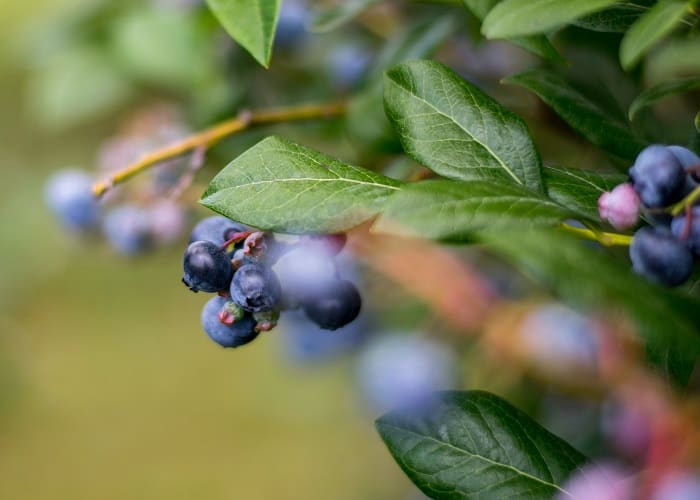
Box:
[42, 0, 700, 498]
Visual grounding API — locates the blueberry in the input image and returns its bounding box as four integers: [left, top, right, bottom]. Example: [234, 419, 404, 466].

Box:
[148, 200, 187, 244]
[280, 309, 369, 364]
[273, 245, 337, 306]
[518, 304, 599, 376]
[274, 0, 308, 48]
[630, 226, 693, 286]
[303, 280, 361, 330]
[328, 45, 371, 89]
[667, 145, 700, 171]
[182, 240, 234, 292]
[44, 169, 101, 231]
[201, 296, 259, 348]
[598, 183, 640, 230]
[629, 145, 687, 207]
[189, 216, 248, 247]
[671, 206, 700, 256]
[230, 262, 282, 312]
[357, 334, 457, 412]
[103, 205, 152, 255]
[557, 462, 633, 500]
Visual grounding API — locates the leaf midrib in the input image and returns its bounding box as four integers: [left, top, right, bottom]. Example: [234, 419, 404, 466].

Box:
[379, 422, 572, 497]
[387, 73, 524, 186]
[207, 176, 402, 192]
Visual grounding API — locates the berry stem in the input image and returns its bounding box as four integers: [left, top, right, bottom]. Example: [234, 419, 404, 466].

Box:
[221, 231, 253, 250]
[558, 222, 633, 247]
[669, 177, 700, 215]
[92, 100, 347, 197]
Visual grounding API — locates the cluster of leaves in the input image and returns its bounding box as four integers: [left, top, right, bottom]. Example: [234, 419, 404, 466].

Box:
[199, 1, 700, 497]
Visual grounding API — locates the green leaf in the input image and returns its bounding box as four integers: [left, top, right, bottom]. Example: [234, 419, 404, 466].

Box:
[373, 179, 574, 241]
[574, 2, 651, 32]
[200, 136, 402, 233]
[376, 390, 587, 499]
[206, 0, 280, 67]
[696, 110, 700, 134]
[384, 60, 544, 191]
[310, 0, 378, 33]
[462, 0, 564, 62]
[26, 46, 132, 130]
[504, 69, 645, 161]
[482, 0, 619, 39]
[544, 166, 627, 221]
[620, 0, 688, 70]
[629, 76, 700, 121]
[481, 229, 700, 385]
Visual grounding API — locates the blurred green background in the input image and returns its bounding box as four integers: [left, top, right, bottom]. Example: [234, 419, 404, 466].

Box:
[0, 1, 412, 498]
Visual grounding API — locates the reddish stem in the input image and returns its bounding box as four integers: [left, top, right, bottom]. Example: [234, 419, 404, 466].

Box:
[681, 204, 693, 240]
[220, 231, 252, 250]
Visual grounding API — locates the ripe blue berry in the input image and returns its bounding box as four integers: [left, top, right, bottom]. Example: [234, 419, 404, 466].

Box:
[667, 145, 700, 170]
[201, 296, 258, 348]
[230, 262, 282, 313]
[279, 309, 369, 364]
[189, 216, 248, 247]
[328, 45, 371, 89]
[182, 240, 234, 292]
[671, 206, 700, 256]
[44, 169, 101, 231]
[357, 334, 457, 412]
[103, 205, 152, 255]
[630, 226, 693, 286]
[303, 280, 361, 330]
[629, 145, 687, 207]
[274, 0, 308, 48]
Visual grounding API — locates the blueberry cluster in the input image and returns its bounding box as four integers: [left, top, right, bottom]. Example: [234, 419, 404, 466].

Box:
[183, 216, 362, 349]
[598, 144, 700, 287]
[45, 168, 188, 255]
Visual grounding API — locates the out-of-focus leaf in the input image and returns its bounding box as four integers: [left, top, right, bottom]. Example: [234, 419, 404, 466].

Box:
[543, 166, 627, 221]
[376, 391, 587, 500]
[574, 2, 651, 32]
[482, 0, 619, 39]
[481, 228, 700, 385]
[110, 6, 216, 91]
[620, 0, 688, 70]
[629, 76, 700, 121]
[373, 179, 574, 240]
[462, 0, 563, 62]
[384, 60, 544, 191]
[310, 0, 378, 33]
[206, 0, 280, 67]
[504, 69, 645, 161]
[200, 136, 402, 233]
[26, 46, 132, 129]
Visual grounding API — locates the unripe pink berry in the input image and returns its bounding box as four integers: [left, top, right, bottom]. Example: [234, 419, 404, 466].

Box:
[598, 183, 640, 229]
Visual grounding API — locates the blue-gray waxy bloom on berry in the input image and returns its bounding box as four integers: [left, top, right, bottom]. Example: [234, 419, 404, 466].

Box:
[182, 240, 234, 292]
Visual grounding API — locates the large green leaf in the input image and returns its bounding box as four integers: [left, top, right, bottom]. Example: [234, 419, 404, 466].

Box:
[376, 390, 587, 499]
[462, 0, 563, 63]
[482, 0, 619, 39]
[384, 60, 544, 191]
[620, 0, 688, 70]
[629, 76, 700, 121]
[200, 136, 402, 233]
[373, 179, 574, 240]
[574, 2, 651, 32]
[543, 166, 627, 221]
[310, 0, 378, 33]
[206, 0, 280, 67]
[504, 70, 645, 161]
[481, 229, 700, 385]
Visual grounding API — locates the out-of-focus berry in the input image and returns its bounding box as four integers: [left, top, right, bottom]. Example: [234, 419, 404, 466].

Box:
[45, 169, 101, 232]
[103, 205, 152, 255]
